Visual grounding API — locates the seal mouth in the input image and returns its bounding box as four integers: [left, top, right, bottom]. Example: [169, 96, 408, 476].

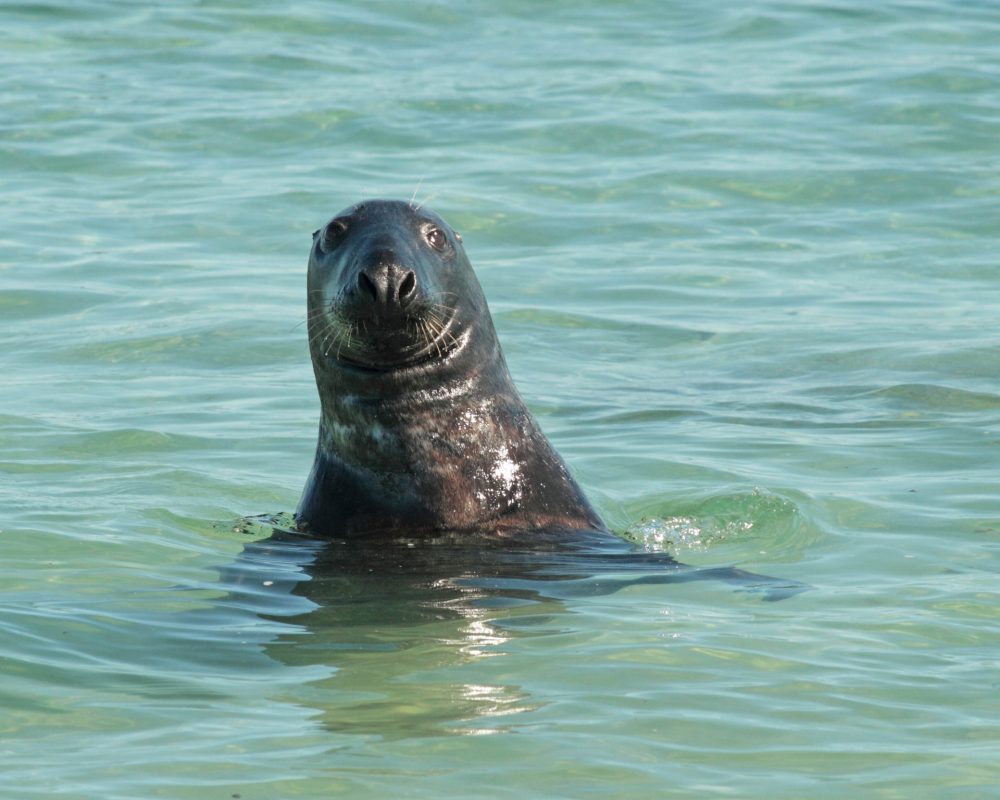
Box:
[315, 310, 465, 373]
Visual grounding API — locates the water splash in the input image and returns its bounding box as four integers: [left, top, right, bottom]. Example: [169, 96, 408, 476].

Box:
[623, 488, 799, 554]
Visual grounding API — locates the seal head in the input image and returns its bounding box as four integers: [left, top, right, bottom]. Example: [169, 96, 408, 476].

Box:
[297, 199, 605, 538]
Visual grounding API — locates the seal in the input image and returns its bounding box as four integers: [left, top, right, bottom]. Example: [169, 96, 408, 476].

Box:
[296, 199, 606, 538]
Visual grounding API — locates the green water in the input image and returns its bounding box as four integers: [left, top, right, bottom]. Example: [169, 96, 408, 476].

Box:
[2, 1, 999, 797]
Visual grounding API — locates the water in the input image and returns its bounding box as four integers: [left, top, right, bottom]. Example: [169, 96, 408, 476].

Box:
[2, 0, 999, 796]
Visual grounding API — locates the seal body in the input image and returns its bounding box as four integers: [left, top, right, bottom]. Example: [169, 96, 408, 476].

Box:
[296, 199, 605, 538]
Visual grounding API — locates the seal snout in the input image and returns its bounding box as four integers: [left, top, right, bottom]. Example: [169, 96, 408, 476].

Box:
[354, 250, 418, 314]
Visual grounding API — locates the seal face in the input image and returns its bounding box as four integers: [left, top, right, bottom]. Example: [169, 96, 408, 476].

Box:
[296, 199, 605, 538]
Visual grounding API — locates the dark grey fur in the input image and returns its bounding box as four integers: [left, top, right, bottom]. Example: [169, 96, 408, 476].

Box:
[296, 199, 605, 538]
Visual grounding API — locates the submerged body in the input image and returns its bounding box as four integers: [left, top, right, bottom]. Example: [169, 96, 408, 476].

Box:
[297, 199, 604, 537]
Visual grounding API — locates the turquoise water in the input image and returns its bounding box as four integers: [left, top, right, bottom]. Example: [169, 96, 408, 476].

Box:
[3, 0, 999, 796]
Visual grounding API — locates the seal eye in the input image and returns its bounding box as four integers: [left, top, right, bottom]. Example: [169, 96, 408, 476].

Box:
[425, 226, 447, 251]
[321, 219, 349, 253]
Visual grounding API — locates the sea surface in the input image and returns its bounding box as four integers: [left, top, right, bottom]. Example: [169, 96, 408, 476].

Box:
[2, 1, 999, 797]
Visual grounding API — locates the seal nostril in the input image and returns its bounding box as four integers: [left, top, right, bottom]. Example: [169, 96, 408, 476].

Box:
[358, 272, 378, 302]
[398, 271, 416, 302]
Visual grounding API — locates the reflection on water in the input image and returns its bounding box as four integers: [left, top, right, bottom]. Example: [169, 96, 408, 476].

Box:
[219, 519, 807, 738]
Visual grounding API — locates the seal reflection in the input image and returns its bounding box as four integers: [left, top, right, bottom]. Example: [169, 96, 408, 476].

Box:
[224, 520, 806, 739]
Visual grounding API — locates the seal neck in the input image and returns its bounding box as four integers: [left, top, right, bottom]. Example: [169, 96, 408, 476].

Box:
[315, 330, 513, 417]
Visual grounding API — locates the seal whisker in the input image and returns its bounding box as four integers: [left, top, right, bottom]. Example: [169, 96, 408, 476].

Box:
[425, 294, 460, 317]
[443, 326, 460, 350]
[429, 316, 449, 358]
[426, 319, 442, 358]
[319, 327, 335, 356]
[309, 322, 326, 350]
[310, 318, 335, 351]
[301, 309, 330, 332]
[414, 192, 438, 212]
[425, 307, 457, 331]
[321, 323, 343, 357]
[425, 315, 440, 340]
[415, 319, 429, 350]
[427, 303, 458, 317]
[416, 318, 431, 353]
[409, 177, 425, 210]
[334, 325, 348, 360]
[304, 307, 333, 328]
[421, 310, 460, 352]
[438, 322, 460, 350]
[425, 309, 450, 335]
[424, 312, 445, 339]
[345, 321, 355, 356]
